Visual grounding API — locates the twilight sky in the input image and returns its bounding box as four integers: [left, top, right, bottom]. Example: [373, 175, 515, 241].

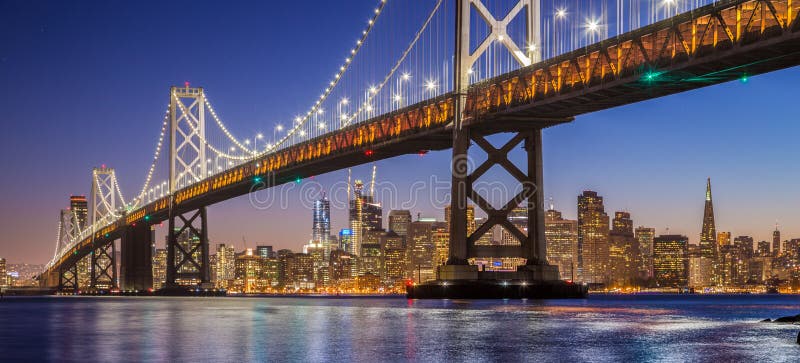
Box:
[1, 1, 798, 264]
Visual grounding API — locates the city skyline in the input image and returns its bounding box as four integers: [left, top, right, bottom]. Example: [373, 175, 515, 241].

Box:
[1, 0, 799, 264]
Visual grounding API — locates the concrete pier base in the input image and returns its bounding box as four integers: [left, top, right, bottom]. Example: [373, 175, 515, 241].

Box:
[407, 279, 587, 299]
[407, 264, 587, 299]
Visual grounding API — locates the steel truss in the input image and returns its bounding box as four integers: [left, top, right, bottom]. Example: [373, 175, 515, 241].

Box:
[59, 264, 79, 293]
[91, 241, 117, 290]
[450, 127, 547, 264]
[166, 207, 210, 287]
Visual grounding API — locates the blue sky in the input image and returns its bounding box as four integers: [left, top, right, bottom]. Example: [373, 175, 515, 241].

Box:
[1, 0, 798, 263]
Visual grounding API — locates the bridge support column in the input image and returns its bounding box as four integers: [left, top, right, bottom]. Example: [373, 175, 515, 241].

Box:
[415, 127, 587, 298]
[444, 128, 556, 279]
[59, 264, 78, 293]
[120, 224, 153, 291]
[91, 241, 117, 290]
[165, 207, 210, 290]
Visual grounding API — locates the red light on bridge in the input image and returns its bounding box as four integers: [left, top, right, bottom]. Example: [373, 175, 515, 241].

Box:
[184, 81, 190, 88]
[364, 150, 374, 157]
[418, 150, 429, 157]
[101, 164, 106, 169]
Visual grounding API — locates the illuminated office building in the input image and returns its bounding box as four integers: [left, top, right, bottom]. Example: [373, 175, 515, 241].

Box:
[407, 219, 435, 282]
[312, 195, 331, 260]
[577, 191, 610, 284]
[388, 210, 412, 237]
[653, 235, 689, 287]
[152, 249, 167, 290]
[215, 244, 236, 288]
[717, 231, 731, 247]
[608, 211, 638, 287]
[635, 227, 656, 279]
[234, 249, 268, 293]
[545, 208, 578, 281]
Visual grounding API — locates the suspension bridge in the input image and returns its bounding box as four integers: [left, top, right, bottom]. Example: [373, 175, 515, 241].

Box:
[38, 0, 800, 296]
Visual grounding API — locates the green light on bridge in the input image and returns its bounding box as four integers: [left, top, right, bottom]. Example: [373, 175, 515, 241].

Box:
[294, 176, 302, 184]
[740, 74, 749, 83]
[642, 70, 665, 83]
[105, 233, 109, 238]
[144, 215, 150, 221]
[254, 176, 263, 183]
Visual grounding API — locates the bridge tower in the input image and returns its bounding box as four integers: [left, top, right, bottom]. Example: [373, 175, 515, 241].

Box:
[169, 85, 207, 193]
[440, 0, 563, 287]
[56, 209, 81, 292]
[164, 86, 211, 290]
[89, 166, 120, 290]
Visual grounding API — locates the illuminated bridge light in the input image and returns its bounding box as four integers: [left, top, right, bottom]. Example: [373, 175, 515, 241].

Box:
[642, 70, 664, 84]
[364, 149, 374, 157]
[295, 177, 302, 184]
[740, 74, 749, 83]
[144, 215, 150, 221]
[254, 176, 263, 183]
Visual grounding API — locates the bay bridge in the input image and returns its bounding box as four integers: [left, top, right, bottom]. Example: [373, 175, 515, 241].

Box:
[39, 0, 800, 296]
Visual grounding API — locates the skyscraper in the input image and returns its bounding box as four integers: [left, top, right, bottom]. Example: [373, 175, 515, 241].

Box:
[734, 236, 754, 257]
[69, 196, 91, 288]
[756, 241, 771, 256]
[717, 231, 731, 247]
[312, 195, 331, 259]
[608, 211, 638, 287]
[0, 257, 6, 287]
[255, 245, 274, 259]
[577, 191, 610, 284]
[234, 249, 268, 293]
[349, 177, 382, 257]
[545, 209, 578, 281]
[388, 210, 412, 237]
[339, 229, 353, 255]
[635, 226, 656, 279]
[773, 226, 781, 256]
[152, 249, 167, 290]
[653, 235, 689, 287]
[216, 244, 236, 288]
[349, 180, 365, 256]
[699, 178, 717, 257]
[407, 219, 435, 282]
[69, 195, 88, 229]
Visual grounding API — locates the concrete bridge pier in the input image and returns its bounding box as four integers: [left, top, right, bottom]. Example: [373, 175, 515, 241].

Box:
[120, 223, 153, 291]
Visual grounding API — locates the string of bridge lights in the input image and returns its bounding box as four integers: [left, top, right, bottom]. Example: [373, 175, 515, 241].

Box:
[130, 108, 170, 208]
[343, 0, 443, 126]
[267, 0, 388, 153]
[53, 218, 64, 261]
[203, 96, 254, 155]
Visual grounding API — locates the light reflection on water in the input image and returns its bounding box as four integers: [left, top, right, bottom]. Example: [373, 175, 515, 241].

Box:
[0, 294, 798, 362]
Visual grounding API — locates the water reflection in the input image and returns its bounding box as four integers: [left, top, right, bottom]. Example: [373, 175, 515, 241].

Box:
[0, 295, 797, 362]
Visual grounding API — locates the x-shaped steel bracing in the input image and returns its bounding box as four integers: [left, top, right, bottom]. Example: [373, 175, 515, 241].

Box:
[167, 207, 210, 286]
[465, 132, 536, 247]
[91, 242, 116, 289]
